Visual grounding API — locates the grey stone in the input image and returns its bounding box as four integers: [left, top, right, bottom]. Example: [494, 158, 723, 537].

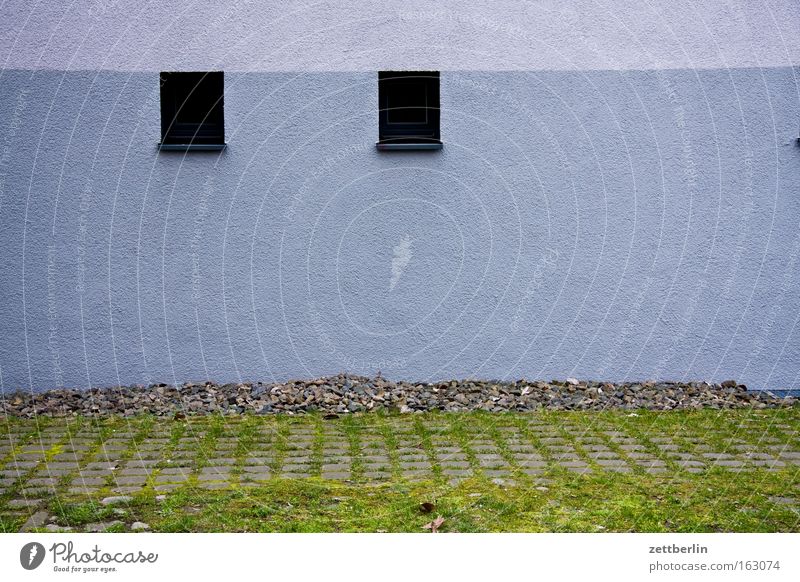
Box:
[101, 495, 133, 505]
[85, 520, 124, 533]
[21, 511, 50, 531]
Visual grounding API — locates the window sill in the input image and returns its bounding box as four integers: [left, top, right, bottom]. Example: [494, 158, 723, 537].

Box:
[376, 142, 443, 151]
[158, 143, 227, 152]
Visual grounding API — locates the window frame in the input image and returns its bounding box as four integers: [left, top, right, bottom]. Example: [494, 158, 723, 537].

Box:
[159, 71, 226, 151]
[377, 71, 442, 150]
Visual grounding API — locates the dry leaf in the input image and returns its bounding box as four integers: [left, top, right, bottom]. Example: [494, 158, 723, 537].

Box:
[422, 515, 445, 533]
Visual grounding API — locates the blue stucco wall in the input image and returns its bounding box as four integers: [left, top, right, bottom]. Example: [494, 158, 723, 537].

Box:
[1, 67, 799, 391]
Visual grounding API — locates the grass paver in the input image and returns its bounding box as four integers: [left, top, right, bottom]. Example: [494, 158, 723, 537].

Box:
[0, 408, 798, 532]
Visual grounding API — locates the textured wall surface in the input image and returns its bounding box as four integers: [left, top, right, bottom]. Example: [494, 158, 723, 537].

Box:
[1, 2, 800, 391]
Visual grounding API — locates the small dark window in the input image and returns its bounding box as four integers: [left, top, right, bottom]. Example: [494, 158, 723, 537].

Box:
[159, 71, 225, 150]
[377, 71, 441, 150]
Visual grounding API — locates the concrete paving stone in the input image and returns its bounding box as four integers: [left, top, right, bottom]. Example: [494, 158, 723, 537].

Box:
[749, 460, 786, 468]
[547, 445, 577, 452]
[676, 460, 706, 468]
[400, 471, 430, 481]
[702, 453, 738, 460]
[586, 451, 621, 459]
[200, 465, 231, 474]
[399, 461, 432, 470]
[71, 477, 106, 486]
[507, 445, 537, 453]
[8, 460, 39, 469]
[242, 473, 272, 482]
[43, 461, 80, 470]
[114, 475, 147, 485]
[126, 459, 160, 468]
[197, 473, 230, 482]
[279, 471, 311, 479]
[242, 466, 271, 474]
[514, 452, 545, 460]
[656, 444, 680, 451]
[321, 456, 351, 465]
[618, 444, 645, 451]
[68, 486, 99, 495]
[635, 459, 666, 466]
[35, 467, 72, 477]
[768, 496, 797, 505]
[362, 455, 390, 463]
[362, 471, 390, 480]
[594, 459, 630, 468]
[7, 498, 42, 508]
[244, 459, 272, 468]
[475, 453, 503, 461]
[154, 484, 182, 492]
[281, 463, 311, 473]
[625, 452, 657, 460]
[436, 454, 469, 464]
[670, 453, 702, 461]
[26, 477, 58, 486]
[159, 467, 191, 475]
[162, 459, 193, 468]
[557, 460, 588, 468]
[742, 453, 778, 460]
[283, 455, 312, 464]
[321, 471, 352, 480]
[442, 468, 472, 477]
[50, 453, 81, 462]
[440, 460, 470, 469]
[118, 467, 153, 476]
[470, 443, 498, 452]
[156, 473, 188, 483]
[516, 459, 547, 468]
[76, 470, 113, 479]
[778, 452, 800, 459]
[551, 453, 581, 461]
[396, 454, 428, 463]
[85, 462, 119, 471]
[539, 438, 567, 445]
[321, 463, 350, 472]
[482, 469, 511, 477]
[131, 450, 164, 459]
[711, 460, 745, 467]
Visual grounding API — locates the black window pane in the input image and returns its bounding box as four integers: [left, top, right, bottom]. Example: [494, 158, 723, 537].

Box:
[160, 71, 224, 145]
[387, 81, 428, 124]
[378, 71, 440, 145]
[172, 75, 221, 124]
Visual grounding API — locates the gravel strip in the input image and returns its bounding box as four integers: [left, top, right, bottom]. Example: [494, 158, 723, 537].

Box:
[1, 375, 796, 417]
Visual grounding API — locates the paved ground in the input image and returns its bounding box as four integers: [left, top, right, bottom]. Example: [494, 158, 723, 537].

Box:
[1, 412, 798, 531]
